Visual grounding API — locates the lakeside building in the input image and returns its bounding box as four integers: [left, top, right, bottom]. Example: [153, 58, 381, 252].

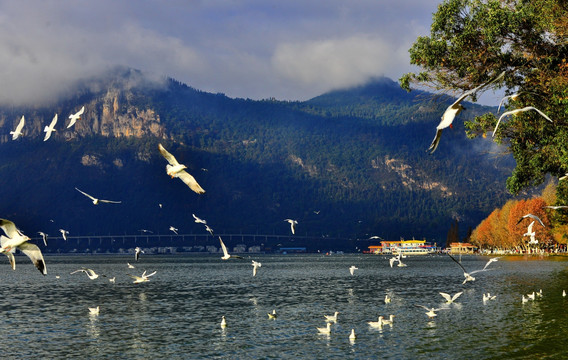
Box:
[366, 239, 437, 255]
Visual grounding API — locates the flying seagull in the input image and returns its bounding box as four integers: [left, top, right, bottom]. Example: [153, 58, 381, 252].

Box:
[59, 229, 69, 241]
[349, 265, 358, 275]
[10, 116, 25, 140]
[75, 187, 121, 205]
[252, 260, 262, 276]
[43, 114, 58, 141]
[37, 232, 48, 246]
[284, 219, 298, 234]
[0, 218, 47, 275]
[67, 106, 85, 128]
[219, 236, 243, 260]
[70, 267, 103, 280]
[169, 226, 179, 235]
[193, 214, 207, 224]
[497, 93, 521, 113]
[516, 213, 545, 227]
[492, 106, 552, 137]
[204, 225, 214, 235]
[158, 143, 205, 194]
[447, 253, 499, 284]
[135, 247, 144, 261]
[439, 291, 463, 304]
[544, 205, 568, 210]
[128, 270, 157, 283]
[428, 71, 505, 153]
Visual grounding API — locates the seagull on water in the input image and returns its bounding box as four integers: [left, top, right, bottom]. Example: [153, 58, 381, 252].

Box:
[385, 294, 391, 304]
[317, 322, 332, 334]
[381, 315, 395, 325]
[492, 106, 553, 137]
[0, 218, 47, 275]
[349, 329, 356, 342]
[128, 270, 157, 283]
[416, 305, 449, 318]
[220, 316, 227, 328]
[169, 226, 178, 235]
[447, 253, 499, 284]
[349, 265, 358, 275]
[219, 237, 243, 260]
[517, 213, 545, 227]
[43, 114, 58, 141]
[389, 253, 406, 268]
[158, 144, 205, 194]
[71, 267, 103, 280]
[135, 247, 144, 261]
[368, 316, 384, 328]
[268, 309, 278, 319]
[252, 260, 262, 276]
[89, 306, 100, 315]
[127, 262, 136, 269]
[75, 187, 121, 205]
[483, 293, 496, 303]
[10, 116, 25, 140]
[38, 232, 48, 246]
[59, 229, 69, 241]
[284, 219, 298, 234]
[428, 71, 505, 153]
[67, 106, 84, 128]
[439, 291, 463, 304]
[324, 312, 339, 323]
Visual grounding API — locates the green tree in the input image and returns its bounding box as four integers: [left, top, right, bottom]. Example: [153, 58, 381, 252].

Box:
[400, 0, 568, 202]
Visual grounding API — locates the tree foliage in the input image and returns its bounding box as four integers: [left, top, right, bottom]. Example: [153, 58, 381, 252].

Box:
[401, 0, 568, 205]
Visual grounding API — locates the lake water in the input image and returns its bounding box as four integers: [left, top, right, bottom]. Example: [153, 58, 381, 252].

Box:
[1, 253, 567, 359]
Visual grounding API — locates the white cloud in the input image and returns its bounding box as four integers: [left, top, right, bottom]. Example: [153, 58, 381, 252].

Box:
[271, 35, 409, 93]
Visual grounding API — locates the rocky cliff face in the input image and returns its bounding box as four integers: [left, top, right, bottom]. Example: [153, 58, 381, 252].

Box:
[0, 79, 166, 144]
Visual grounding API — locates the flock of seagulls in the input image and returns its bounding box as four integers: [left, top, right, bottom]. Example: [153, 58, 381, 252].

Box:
[8, 106, 85, 142]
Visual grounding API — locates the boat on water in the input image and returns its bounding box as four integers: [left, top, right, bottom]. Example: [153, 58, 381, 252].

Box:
[367, 239, 436, 255]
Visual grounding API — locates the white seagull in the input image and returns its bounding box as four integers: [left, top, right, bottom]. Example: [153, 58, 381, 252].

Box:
[0, 219, 47, 275]
[204, 225, 214, 235]
[349, 265, 358, 275]
[135, 247, 144, 261]
[497, 93, 521, 113]
[517, 213, 545, 227]
[284, 219, 298, 234]
[368, 316, 384, 328]
[158, 144, 205, 194]
[439, 291, 463, 304]
[193, 214, 207, 224]
[381, 315, 395, 325]
[128, 270, 157, 283]
[428, 71, 505, 153]
[10, 116, 25, 140]
[89, 306, 100, 315]
[448, 254, 500, 284]
[324, 312, 339, 323]
[492, 106, 553, 137]
[416, 305, 449, 318]
[349, 329, 356, 342]
[385, 294, 391, 304]
[71, 267, 103, 280]
[267, 309, 278, 319]
[67, 106, 85, 128]
[220, 316, 227, 328]
[252, 260, 262, 276]
[316, 322, 332, 335]
[219, 237, 243, 260]
[43, 114, 58, 141]
[127, 262, 136, 269]
[169, 226, 179, 235]
[38, 232, 48, 246]
[544, 205, 568, 210]
[59, 229, 69, 240]
[75, 187, 121, 205]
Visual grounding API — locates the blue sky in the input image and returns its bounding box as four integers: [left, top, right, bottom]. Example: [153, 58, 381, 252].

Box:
[0, 0, 465, 105]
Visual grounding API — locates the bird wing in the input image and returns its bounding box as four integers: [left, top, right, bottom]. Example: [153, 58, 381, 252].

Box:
[75, 187, 97, 201]
[253, 265, 258, 276]
[451, 292, 463, 302]
[439, 292, 452, 302]
[3, 250, 15, 270]
[447, 253, 469, 274]
[99, 199, 122, 204]
[17, 242, 47, 275]
[15, 116, 25, 132]
[219, 237, 229, 257]
[526, 107, 553, 123]
[176, 170, 206, 194]
[415, 305, 431, 311]
[519, 214, 545, 227]
[145, 271, 157, 277]
[0, 218, 18, 238]
[527, 221, 535, 233]
[49, 114, 58, 127]
[492, 110, 514, 137]
[427, 129, 443, 154]
[158, 144, 180, 166]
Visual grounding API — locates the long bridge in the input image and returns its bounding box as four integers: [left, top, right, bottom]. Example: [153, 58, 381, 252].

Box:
[35, 233, 355, 253]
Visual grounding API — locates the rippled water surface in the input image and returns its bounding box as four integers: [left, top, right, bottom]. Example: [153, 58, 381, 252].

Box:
[1, 254, 568, 359]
